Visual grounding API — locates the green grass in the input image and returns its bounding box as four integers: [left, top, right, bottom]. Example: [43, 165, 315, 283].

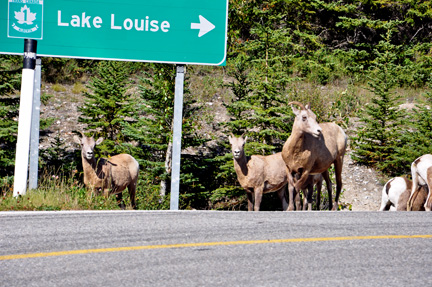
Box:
[0, 173, 121, 211]
[72, 82, 87, 94]
[51, 83, 67, 92]
[0, 171, 172, 211]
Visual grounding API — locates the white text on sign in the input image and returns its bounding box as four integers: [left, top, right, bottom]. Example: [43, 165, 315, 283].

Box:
[57, 11, 170, 32]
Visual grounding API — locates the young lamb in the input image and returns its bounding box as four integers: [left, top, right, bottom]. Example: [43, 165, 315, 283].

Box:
[229, 134, 288, 211]
[379, 177, 427, 211]
[74, 134, 139, 209]
[296, 171, 332, 211]
[408, 154, 432, 211]
[282, 102, 347, 211]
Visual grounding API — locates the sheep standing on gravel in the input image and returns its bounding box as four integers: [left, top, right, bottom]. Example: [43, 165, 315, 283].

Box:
[74, 134, 139, 209]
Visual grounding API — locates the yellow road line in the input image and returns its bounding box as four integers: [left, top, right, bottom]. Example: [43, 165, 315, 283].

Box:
[1, 234, 431, 261]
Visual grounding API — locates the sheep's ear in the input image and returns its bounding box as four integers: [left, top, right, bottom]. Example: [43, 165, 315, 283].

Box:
[305, 103, 311, 110]
[73, 135, 82, 145]
[96, 137, 104, 145]
[228, 133, 234, 142]
[244, 136, 248, 144]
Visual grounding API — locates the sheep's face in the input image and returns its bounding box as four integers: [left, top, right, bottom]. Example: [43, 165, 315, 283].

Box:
[229, 135, 247, 159]
[74, 135, 104, 161]
[292, 104, 322, 138]
[82, 137, 97, 160]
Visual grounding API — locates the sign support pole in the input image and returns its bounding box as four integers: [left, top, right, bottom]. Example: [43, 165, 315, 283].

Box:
[13, 39, 37, 197]
[29, 58, 42, 190]
[170, 64, 185, 210]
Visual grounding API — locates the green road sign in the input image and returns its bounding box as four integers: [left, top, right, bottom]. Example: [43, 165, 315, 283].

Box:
[1, 0, 228, 66]
[8, 0, 43, 40]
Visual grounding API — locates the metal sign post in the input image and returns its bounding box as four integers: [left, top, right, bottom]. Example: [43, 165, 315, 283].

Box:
[170, 65, 185, 210]
[29, 58, 42, 190]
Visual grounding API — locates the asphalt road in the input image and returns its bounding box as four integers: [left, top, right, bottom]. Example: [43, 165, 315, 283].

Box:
[1, 210, 431, 286]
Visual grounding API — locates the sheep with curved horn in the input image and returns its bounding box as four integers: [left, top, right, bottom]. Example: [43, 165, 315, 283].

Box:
[282, 102, 347, 211]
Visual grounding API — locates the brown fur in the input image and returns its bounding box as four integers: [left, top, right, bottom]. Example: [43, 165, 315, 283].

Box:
[294, 171, 332, 211]
[385, 178, 395, 195]
[75, 135, 139, 209]
[282, 102, 347, 211]
[397, 178, 427, 211]
[408, 155, 432, 211]
[427, 166, 432, 210]
[229, 134, 327, 211]
[229, 135, 288, 211]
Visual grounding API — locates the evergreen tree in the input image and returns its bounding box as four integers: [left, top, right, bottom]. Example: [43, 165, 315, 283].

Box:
[228, 1, 294, 153]
[351, 25, 405, 175]
[0, 56, 21, 177]
[78, 61, 137, 155]
[122, 64, 176, 204]
[210, 2, 297, 210]
[390, 87, 432, 175]
[40, 132, 77, 175]
[123, 64, 207, 209]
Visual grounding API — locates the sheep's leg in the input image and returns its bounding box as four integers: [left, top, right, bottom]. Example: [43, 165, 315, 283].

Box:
[333, 159, 343, 211]
[426, 194, 432, 211]
[294, 188, 301, 210]
[254, 187, 264, 211]
[292, 171, 313, 211]
[305, 184, 314, 211]
[424, 185, 432, 211]
[128, 181, 137, 209]
[315, 177, 323, 211]
[277, 185, 289, 211]
[103, 188, 109, 197]
[301, 188, 308, 210]
[407, 164, 419, 210]
[379, 192, 390, 211]
[293, 170, 311, 200]
[286, 171, 296, 211]
[425, 168, 432, 211]
[322, 170, 332, 210]
[116, 192, 126, 210]
[246, 191, 254, 211]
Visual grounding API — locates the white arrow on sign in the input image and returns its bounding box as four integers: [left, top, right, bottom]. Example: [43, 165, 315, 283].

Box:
[191, 15, 215, 37]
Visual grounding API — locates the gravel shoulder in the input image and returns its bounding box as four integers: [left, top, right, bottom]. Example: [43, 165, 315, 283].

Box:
[340, 148, 383, 211]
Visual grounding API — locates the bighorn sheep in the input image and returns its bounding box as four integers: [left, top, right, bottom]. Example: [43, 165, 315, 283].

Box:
[379, 177, 427, 211]
[282, 102, 347, 211]
[229, 134, 288, 211]
[74, 134, 139, 209]
[408, 154, 432, 211]
[228, 134, 326, 211]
